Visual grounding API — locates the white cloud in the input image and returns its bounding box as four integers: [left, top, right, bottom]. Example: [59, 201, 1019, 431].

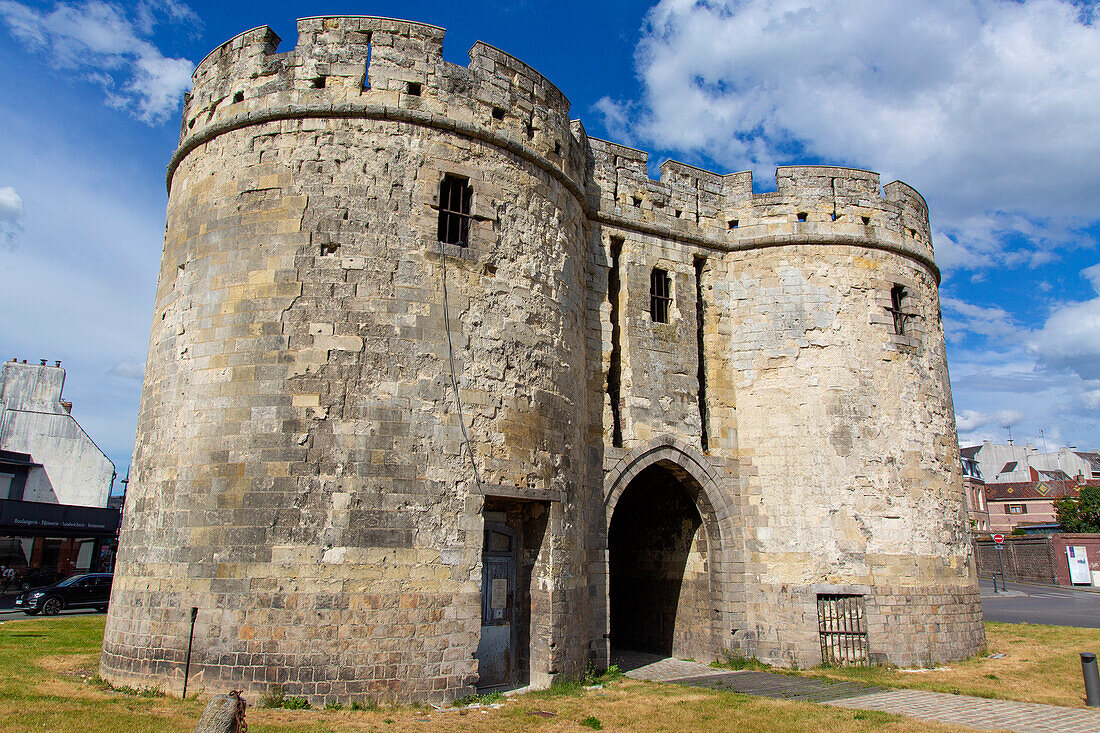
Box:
[0, 0, 197, 123]
[599, 0, 1100, 269]
[941, 296, 1020, 342]
[0, 186, 23, 222]
[0, 185, 24, 244]
[108, 357, 145, 380]
[956, 408, 1026, 433]
[1029, 263, 1100, 380]
[947, 265, 1100, 449]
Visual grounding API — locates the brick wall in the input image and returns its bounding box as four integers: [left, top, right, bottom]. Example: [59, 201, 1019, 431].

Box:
[975, 534, 1100, 586]
[1050, 534, 1100, 586]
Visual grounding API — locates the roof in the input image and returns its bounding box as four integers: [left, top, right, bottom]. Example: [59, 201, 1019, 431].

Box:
[960, 446, 981, 460]
[984, 478, 1099, 501]
[1074, 451, 1100, 471]
[0, 449, 41, 468]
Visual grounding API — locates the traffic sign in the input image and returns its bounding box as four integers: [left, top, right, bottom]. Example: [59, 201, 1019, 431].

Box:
[993, 533, 1004, 544]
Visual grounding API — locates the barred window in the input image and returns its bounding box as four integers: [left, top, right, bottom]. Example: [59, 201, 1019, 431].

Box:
[888, 284, 907, 335]
[650, 268, 671, 323]
[437, 175, 472, 246]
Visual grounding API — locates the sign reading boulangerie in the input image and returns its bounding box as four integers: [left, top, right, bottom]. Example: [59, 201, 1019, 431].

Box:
[1067, 546, 1092, 585]
[0, 498, 120, 536]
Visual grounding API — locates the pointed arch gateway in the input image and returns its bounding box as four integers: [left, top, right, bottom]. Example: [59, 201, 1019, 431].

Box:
[602, 438, 737, 663]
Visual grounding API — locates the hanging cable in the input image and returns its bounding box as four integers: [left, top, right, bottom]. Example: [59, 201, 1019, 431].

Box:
[439, 240, 484, 492]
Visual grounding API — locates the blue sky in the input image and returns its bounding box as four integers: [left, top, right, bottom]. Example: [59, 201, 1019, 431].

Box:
[1, 0, 1099, 487]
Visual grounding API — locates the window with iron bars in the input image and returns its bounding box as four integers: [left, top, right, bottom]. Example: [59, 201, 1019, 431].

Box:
[651, 268, 671, 323]
[437, 174, 472, 246]
[887, 284, 908, 335]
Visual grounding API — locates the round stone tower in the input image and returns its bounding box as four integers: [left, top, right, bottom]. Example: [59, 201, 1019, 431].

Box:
[103, 15, 984, 704]
[101, 17, 591, 701]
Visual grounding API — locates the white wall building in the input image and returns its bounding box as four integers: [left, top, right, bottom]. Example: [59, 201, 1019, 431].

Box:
[965, 440, 1100, 484]
[0, 359, 114, 507]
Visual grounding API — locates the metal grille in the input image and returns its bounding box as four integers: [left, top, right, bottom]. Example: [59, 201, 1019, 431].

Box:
[650, 268, 671, 323]
[437, 174, 472, 246]
[817, 594, 869, 666]
[887, 284, 907, 335]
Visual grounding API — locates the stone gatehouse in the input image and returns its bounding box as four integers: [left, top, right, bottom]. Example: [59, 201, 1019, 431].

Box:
[100, 15, 985, 703]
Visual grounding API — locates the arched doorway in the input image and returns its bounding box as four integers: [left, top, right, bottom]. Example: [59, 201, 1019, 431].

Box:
[608, 463, 713, 659]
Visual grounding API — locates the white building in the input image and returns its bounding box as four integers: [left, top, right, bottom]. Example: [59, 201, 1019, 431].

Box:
[966, 440, 1100, 486]
[0, 359, 114, 507]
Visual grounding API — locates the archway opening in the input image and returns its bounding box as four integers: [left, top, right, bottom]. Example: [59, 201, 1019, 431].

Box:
[609, 463, 711, 658]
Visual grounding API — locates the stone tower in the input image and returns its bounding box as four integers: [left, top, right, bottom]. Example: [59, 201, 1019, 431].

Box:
[101, 16, 984, 703]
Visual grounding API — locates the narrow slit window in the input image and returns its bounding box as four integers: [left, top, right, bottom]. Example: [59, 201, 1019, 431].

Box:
[407, 82, 422, 96]
[311, 76, 327, 89]
[889, 284, 907, 335]
[437, 175, 472, 247]
[650, 268, 671, 323]
[363, 38, 372, 89]
[694, 257, 709, 451]
[608, 238, 624, 448]
[797, 212, 808, 222]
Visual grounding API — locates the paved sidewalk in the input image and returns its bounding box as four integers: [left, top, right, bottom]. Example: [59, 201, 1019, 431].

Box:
[618, 654, 1100, 733]
[828, 688, 1100, 733]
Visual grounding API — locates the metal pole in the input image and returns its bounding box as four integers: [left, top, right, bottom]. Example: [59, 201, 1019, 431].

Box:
[182, 607, 198, 699]
[1083, 652, 1100, 707]
[997, 544, 1007, 590]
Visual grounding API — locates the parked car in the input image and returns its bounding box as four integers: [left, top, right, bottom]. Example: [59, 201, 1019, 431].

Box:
[14, 573, 113, 616]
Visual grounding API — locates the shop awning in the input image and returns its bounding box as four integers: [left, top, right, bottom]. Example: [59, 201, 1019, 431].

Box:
[0, 498, 120, 537]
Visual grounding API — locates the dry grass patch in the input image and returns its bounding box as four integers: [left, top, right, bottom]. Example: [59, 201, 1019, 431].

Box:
[238, 678, 980, 733]
[0, 615, 992, 733]
[797, 622, 1100, 707]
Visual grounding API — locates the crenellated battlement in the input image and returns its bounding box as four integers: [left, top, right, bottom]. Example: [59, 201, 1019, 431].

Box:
[179, 16, 578, 187]
[172, 16, 936, 278]
[587, 138, 935, 269]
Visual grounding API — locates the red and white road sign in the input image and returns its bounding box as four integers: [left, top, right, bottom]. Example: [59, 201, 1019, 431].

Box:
[993, 533, 1005, 544]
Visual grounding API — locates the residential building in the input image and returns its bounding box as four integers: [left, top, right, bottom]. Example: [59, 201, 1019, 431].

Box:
[968, 440, 1100, 485]
[983, 468, 1098, 534]
[960, 446, 989, 531]
[0, 359, 120, 589]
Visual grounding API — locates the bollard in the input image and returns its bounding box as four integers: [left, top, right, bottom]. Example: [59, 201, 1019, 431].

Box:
[1083, 652, 1100, 707]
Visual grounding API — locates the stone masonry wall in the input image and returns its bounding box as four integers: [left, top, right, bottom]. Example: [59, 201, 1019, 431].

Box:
[104, 15, 983, 703]
[102, 16, 591, 702]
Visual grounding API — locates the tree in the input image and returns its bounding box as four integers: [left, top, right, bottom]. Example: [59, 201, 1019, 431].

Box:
[1054, 485, 1100, 533]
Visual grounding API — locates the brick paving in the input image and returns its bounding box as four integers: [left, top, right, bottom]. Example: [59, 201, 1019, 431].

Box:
[619, 655, 1100, 733]
[827, 689, 1100, 733]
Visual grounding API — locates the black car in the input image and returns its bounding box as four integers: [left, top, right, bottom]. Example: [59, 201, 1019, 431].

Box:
[14, 573, 113, 615]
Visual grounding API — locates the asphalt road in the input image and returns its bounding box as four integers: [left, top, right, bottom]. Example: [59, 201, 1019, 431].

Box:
[0, 595, 105, 619]
[980, 577, 1100, 628]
